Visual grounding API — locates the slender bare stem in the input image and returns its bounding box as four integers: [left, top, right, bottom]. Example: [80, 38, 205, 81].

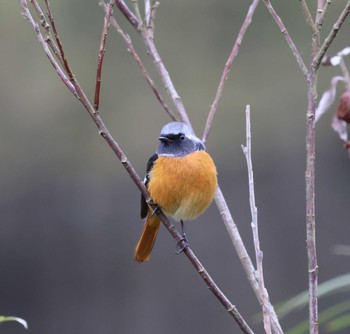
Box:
[114, 1, 190, 125]
[263, 0, 309, 77]
[131, 0, 143, 23]
[140, 31, 191, 125]
[100, 1, 177, 120]
[299, 0, 318, 34]
[94, 0, 114, 111]
[30, 0, 64, 67]
[241, 105, 271, 334]
[202, 0, 260, 143]
[316, 0, 331, 29]
[306, 69, 318, 334]
[44, 0, 75, 85]
[114, 0, 140, 29]
[313, 1, 350, 70]
[21, 0, 77, 97]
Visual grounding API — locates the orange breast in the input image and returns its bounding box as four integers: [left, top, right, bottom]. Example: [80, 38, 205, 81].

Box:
[148, 151, 217, 221]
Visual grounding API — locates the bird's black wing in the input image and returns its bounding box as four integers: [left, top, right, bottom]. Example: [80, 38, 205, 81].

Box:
[140, 153, 158, 218]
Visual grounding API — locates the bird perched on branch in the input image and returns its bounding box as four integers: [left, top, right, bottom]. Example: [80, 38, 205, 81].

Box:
[135, 122, 217, 263]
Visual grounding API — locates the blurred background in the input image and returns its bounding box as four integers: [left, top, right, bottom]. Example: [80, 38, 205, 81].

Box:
[1, 1, 350, 333]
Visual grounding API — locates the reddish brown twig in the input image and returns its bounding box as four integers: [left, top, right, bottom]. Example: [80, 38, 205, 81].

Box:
[44, 0, 75, 83]
[94, 0, 114, 111]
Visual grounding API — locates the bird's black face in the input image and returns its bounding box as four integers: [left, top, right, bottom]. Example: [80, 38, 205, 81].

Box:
[157, 132, 204, 157]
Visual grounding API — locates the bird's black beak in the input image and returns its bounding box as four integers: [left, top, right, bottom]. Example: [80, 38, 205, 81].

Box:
[159, 136, 173, 143]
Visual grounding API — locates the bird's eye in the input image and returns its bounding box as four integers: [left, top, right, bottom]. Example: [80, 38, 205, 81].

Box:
[180, 134, 185, 141]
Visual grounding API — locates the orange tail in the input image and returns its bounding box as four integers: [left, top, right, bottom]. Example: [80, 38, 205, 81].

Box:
[134, 213, 161, 263]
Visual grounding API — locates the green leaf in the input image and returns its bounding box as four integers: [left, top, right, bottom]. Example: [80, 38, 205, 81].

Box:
[0, 316, 28, 329]
[286, 300, 350, 334]
[326, 313, 350, 332]
[276, 273, 350, 319]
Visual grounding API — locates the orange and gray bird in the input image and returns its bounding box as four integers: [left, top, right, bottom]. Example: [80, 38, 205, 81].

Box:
[134, 122, 217, 263]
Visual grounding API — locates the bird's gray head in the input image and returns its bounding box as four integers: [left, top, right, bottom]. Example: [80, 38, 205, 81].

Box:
[156, 122, 205, 157]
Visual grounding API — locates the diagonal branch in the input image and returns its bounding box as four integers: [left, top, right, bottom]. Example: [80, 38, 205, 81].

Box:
[114, 0, 140, 29]
[20, 0, 77, 97]
[100, 0, 177, 120]
[313, 1, 350, 71]
[202, 0, 260, 143]
[44, 0, 75, 83]
[299, 0, 318, 35]
[263, 0, 309, 77]
[114, 0, 191, 125]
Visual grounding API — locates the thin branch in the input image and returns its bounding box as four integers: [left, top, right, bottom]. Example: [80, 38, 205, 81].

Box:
[145, 0, 151, 27]
[181, 244, 254, 334]
[263, 0, 309, 77]
[131, 0, 143, 23]
[305, 70, 318, 334]
[299, 0, 318, 35]
[30, 0, 64, 67]
[114, 1, 190, 125]
[202, 0, 260, 143]
[94, 0, 114, 111]
[21, 0, 77, 97]
[44, 0, 75, 84]
[115, 0, 140, 30]
[141, 31, 191, 125]
[313, 1, 350, 70]
[316, 0, 331, 30]
[241, 105, 271, 334]
[100, 0, 177, 120]
[214, 188, 283, 334]
[20, 1, 254, 332]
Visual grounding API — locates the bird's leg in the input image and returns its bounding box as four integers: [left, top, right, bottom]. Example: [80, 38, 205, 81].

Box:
[176, 220, 189, 254]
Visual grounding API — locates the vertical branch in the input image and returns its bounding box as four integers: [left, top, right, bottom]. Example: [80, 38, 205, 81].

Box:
[202, 0, 260, 143]
[241, 105, 271, 334]
[306, 59, 319, 334]
[94, 0, 114, 111]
